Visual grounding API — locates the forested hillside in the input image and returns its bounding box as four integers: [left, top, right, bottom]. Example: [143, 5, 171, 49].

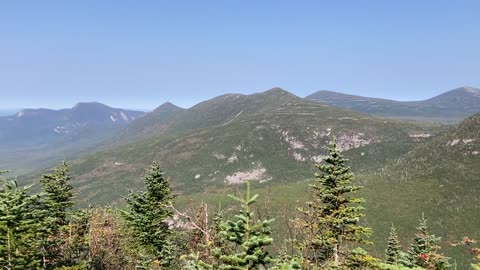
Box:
[61, 89, 445, 205]
[2, 141, 477, 269]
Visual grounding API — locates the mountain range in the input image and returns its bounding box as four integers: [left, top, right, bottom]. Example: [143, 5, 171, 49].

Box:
[0, 102, 144, 174]
[3, 86, 480, 265]
[306, 86, 480, 122]
[0, 102, 143, 143]
[62, 88, 445, 203]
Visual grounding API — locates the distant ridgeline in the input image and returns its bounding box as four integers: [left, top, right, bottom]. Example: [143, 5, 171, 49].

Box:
[0, 102, 144, 174]
[306, 86, 480, 122]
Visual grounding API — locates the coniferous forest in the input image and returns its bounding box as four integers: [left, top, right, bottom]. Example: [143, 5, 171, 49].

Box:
[1, 141, 478, 270]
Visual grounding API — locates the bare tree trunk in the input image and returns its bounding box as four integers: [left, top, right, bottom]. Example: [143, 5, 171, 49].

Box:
[333, 244, 339, 266]
[7, 228, 12, 270]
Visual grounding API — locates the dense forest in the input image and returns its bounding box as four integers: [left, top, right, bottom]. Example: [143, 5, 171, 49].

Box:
[1, 141, 478, 270]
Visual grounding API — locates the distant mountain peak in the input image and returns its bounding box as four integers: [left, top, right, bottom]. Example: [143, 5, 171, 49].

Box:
[263, 87, 291, 95]
[312, 89, 341, 94]
[72, 101, 111, 110]
[154, 102, 184, 112]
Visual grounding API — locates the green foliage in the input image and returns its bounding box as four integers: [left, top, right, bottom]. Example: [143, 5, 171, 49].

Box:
[270, 257, 302, 269]
[218, 181, 275, 269]
[408, 214, 450, 269]
[60, 209, 91, 267]
[40, 161, 75, 228]
[451, 236, 480, 270]
[122, 162, 176, 268]
[297, 139, 372, 267]
[386, 225, 402, 265]
[184, 181, 276, 269]
[0, 172, 49, 268]
[345, 247, 380, 269]
[378, 263, 425, 270]
[40, 162, 76, 268]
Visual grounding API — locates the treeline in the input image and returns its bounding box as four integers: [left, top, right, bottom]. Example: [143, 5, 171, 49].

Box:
[0, 141, 478, 269]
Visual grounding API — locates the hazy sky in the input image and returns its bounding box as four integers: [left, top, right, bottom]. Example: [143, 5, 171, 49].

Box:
[1, 1, 479, 109]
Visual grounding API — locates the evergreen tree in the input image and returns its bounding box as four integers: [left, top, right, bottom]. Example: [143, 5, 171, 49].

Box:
[0, 172, 49, 269]
[345, 247, 380, 269]
[184, 181, 275, 270]
[40, 162, 75, 228]
[122, 162, 176, 268]
[218, 181, 275, 269]
[301, 139, 371, 267]
[386, 225, 401, 265]
[39, 162, 76, 268]
[408, 214, 450, 269]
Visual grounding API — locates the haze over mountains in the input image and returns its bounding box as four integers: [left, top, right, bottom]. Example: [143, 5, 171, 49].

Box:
[0, 102, 143, 144]
[0, 102, 144, 174]
[307, 86, 480, 122]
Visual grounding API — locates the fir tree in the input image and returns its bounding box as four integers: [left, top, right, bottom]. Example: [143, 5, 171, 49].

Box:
[386, 224, 401, 265]
[302, 139, 371, 267]
[39, 162, 76, 268]
[122, 162, 176, 268]
[408, 214, 450, 269]
[218, 181, 275, 269]
[40, 162, 75, 228]
[0, 172, 49, 269]
[184, 181, 275, 270]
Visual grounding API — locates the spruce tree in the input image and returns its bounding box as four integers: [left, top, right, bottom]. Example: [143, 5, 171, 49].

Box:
[386, 224, 401, 265]
[0, 172, 49, 269]
[122, 162, 176, 268]
[408, 214, 450, 269]
[304, 139, 371, 267]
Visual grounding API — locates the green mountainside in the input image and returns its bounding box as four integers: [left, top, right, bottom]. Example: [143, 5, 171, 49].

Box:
[366, 113, 480, 264]
[306, 86, 480, 122]
[175, 113, 480, 266]
[62, 88, 444, 205]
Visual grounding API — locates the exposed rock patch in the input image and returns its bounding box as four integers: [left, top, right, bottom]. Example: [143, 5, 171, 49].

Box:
[281, 131, 305, 149]
[225, 167, 267, 184]
[336, 133, 373, 152]
[227, 153, 238, 163]
[213, 152, 226, 160]
[293, 152, 306, 161]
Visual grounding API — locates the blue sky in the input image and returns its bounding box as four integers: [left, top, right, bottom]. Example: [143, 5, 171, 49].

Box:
[0, 1, 479, 110]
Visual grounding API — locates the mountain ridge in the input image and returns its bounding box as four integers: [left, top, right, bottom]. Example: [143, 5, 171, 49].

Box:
[306, 86, 480, 121]
[62, 88, 446, 204]
[0, 102, 145, 174]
